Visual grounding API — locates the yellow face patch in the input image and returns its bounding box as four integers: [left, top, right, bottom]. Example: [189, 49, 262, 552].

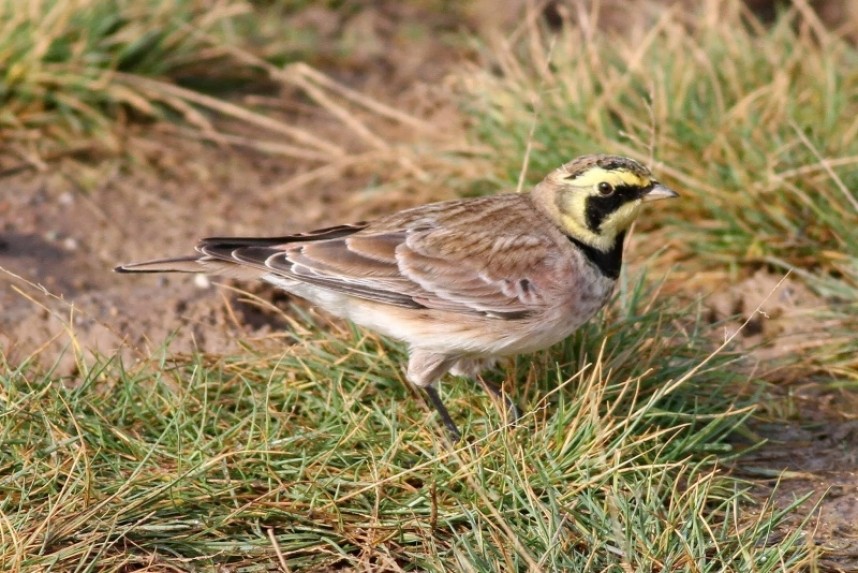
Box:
[598, 201, 643, 235]
[552, 166, 652, 250]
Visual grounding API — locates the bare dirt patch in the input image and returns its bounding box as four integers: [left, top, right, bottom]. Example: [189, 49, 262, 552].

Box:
[741, 404, 858, 571]
[1, 140, 306, 371]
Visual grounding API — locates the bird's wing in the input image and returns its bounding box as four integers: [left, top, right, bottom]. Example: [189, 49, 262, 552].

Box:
[197, 220, 555, 319]
[394, 225, 552, 318]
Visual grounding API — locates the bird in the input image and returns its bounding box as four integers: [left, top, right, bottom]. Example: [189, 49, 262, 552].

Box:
[116, 154, 678, 441]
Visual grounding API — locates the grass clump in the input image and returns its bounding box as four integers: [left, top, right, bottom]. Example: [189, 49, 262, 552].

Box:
[0, 0, 249, 142]
[0, 0, 376, 152]
[460, 2, 858, 292]
[0, 277, 812, 571]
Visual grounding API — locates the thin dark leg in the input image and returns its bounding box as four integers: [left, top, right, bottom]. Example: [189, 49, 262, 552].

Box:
[477, 377, 521, 425]
[424, 386, 461, 442]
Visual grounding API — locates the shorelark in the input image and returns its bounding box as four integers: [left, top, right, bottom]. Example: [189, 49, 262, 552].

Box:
[117, 154, 678, 440]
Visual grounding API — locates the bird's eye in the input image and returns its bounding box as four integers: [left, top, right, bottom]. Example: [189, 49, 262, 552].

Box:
[597, 182, 614, 196]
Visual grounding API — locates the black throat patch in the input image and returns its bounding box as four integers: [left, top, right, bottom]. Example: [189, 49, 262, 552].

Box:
[566, 231, 626, 279]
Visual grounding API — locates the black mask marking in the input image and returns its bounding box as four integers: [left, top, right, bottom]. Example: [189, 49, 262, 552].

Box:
[584, 184, 650, 232]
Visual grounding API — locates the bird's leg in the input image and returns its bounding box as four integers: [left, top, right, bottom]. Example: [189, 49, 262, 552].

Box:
[423, 386, 461, 442]
[407, 350, 461, 441]
[477, 376, 521, 425]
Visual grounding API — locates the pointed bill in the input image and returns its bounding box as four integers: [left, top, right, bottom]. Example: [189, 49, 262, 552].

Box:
[642, 182, 679, 202]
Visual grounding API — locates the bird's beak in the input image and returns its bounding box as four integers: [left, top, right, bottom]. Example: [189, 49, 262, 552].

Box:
[642, 182, 679, 202]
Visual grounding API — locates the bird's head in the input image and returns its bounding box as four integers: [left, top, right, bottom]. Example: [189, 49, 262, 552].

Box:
[533, 154, 678, 251]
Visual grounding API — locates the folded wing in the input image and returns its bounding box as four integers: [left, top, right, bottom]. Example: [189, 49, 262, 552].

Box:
[194, 220, 554, 319]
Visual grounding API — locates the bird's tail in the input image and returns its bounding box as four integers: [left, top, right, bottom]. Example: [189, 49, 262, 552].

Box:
[115, 255, 264, 280]
[114, 256, 203, 274]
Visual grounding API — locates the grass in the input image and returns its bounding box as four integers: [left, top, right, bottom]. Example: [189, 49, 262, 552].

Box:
[0, 0, 393, 157]
[0, 0, 242, 143]
[463, 4, 858, 279]
[0, 0, 472, 174]
[3, 0, 857, 570]
[0, 277, 811, 570]
[458, 1, 858, 381]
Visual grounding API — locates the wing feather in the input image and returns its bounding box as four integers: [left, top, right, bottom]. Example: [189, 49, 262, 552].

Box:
[183, 196, 557, 319]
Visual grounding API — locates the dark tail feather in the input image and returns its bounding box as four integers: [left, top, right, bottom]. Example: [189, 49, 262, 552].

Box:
[114, 256, 203, 274]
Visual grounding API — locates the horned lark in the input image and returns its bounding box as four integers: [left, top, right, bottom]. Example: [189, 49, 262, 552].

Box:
[117, 154, 678, 440]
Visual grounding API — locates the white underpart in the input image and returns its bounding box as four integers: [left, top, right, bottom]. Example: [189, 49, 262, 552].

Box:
[262, 250, 615, 362]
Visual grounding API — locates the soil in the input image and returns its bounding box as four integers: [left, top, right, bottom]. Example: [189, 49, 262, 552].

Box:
[1, 137, 318, 371]
[1, 2, 857, 570]
[742, 407, 858, 571]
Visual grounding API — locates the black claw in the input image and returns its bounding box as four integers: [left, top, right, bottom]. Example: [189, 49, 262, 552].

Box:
[477, 377, 522, 426]
[424, 386, 461, 442]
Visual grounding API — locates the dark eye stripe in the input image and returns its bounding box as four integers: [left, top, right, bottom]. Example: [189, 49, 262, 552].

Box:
[615, 183, 652, 197]
[584, 183, 649, 231]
